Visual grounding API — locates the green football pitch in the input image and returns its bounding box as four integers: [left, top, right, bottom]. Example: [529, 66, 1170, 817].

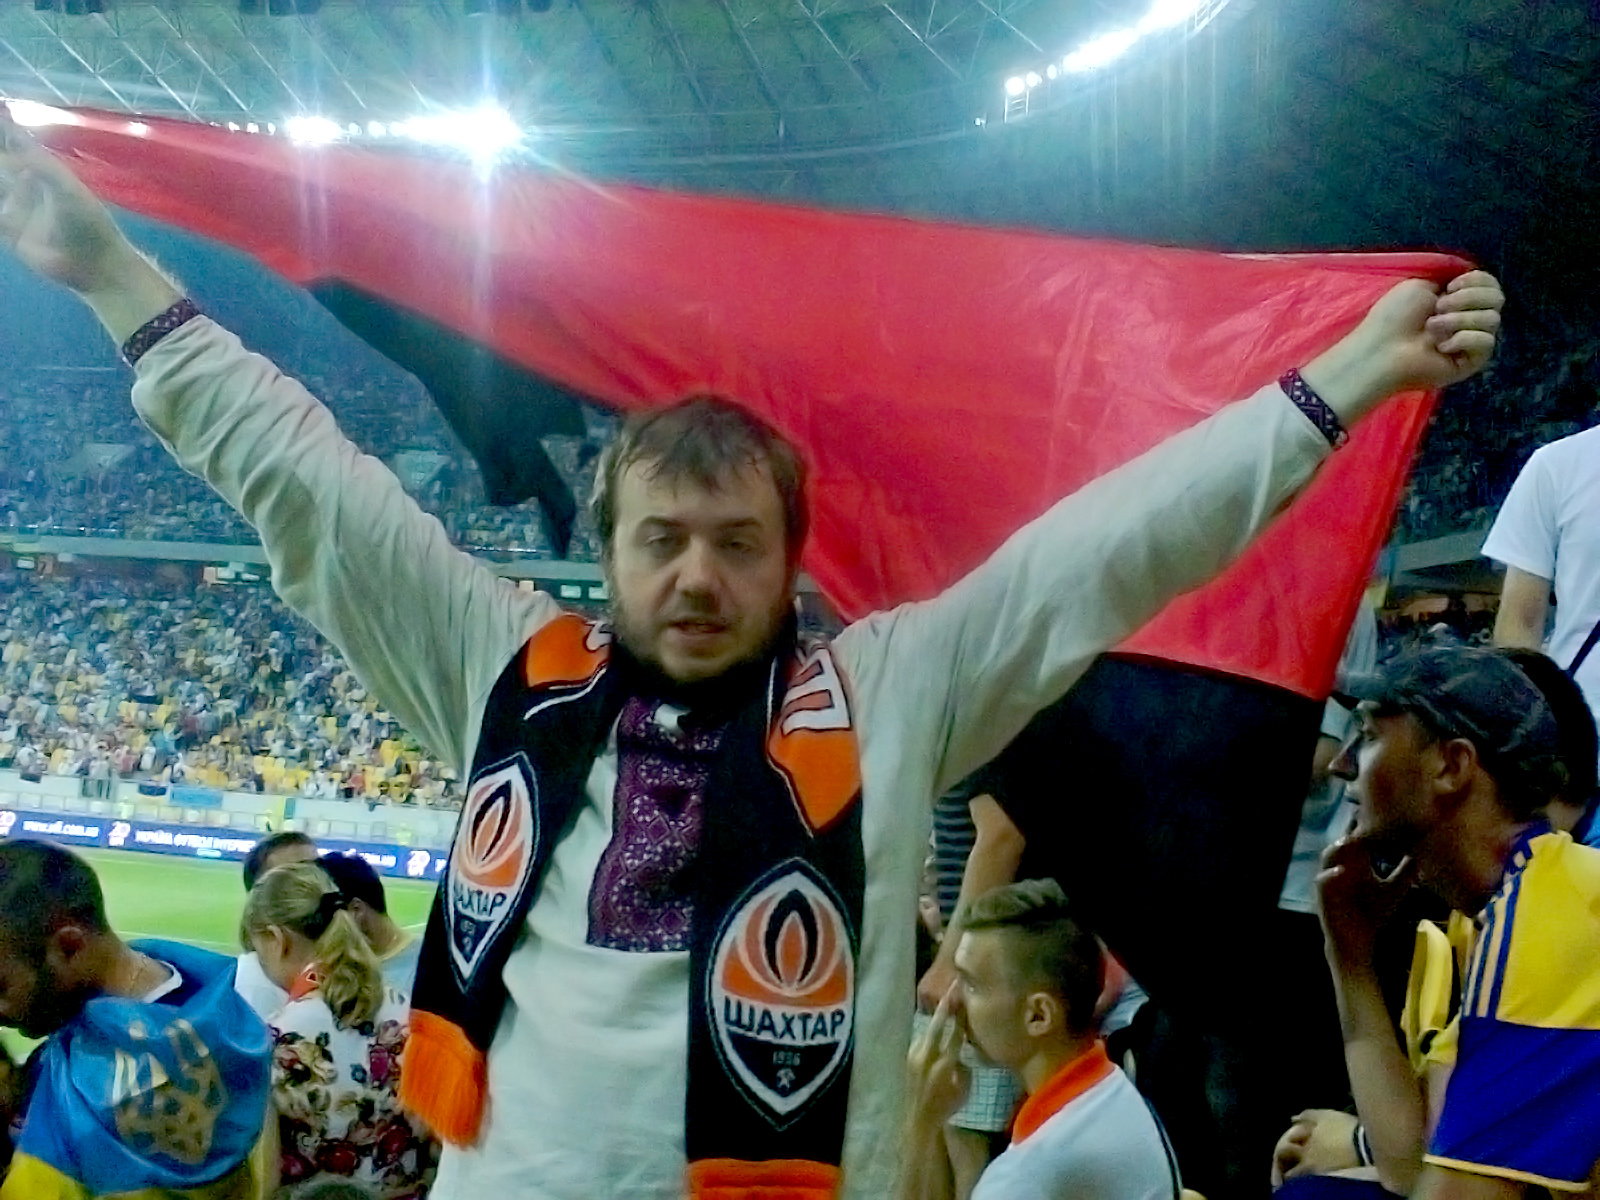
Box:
[81, 848, 439, 955]
[0, 848, 439, 1059]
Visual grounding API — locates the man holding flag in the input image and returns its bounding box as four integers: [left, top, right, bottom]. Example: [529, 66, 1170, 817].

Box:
[0, 110, 1503, 1199]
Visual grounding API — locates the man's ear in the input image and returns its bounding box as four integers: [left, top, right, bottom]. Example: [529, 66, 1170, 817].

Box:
[1022, 990, 1063, 1040]
[42, 924, 90, 980]
[1432, 737, 1482, 812]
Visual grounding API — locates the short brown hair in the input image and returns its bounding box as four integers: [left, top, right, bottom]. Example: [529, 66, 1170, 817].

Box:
[0, 841, 110, 963]
[590, 396, 809, 564]
[963, 879, 1104, 1034]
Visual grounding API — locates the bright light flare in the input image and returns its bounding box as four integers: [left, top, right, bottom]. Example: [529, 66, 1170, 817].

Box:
[390, 105, 522, 161]
[1004, 76, 1027, 97]
[285, 115, 343, 145]
[1138, 0, 1207, 33]
[3, 99, 79, 128]
[1063, 28, 1139, 73]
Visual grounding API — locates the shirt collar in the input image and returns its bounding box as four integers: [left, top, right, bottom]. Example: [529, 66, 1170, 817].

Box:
[1010, 1041, 1115, 1146]
[1502, 819, 1553, 886]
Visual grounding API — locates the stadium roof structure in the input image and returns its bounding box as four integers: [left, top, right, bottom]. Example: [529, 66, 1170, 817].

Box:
[0, 0, 1594, 303]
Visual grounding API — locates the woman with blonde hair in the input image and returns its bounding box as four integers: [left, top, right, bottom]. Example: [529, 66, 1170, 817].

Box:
[242, 861, 438, 1198]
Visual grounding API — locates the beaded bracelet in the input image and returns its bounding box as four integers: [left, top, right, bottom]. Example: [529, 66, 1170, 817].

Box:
[1280, 367, 1349, 449]
[121, 298, 202, 367]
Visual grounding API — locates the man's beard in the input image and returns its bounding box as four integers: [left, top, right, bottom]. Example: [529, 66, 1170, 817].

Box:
[12, 966, 96, 1039]
[609, 598, 794, 712]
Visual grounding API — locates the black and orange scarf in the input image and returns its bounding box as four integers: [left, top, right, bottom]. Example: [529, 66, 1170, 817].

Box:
[400, 613, 864, 1199]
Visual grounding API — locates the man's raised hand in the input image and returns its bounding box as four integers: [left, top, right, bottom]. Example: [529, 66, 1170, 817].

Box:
[1301, 268, 1505, 430]
[0, 106, 180, 343]
[0, 108, 133, 294]
[1369, 270, 1504, 392]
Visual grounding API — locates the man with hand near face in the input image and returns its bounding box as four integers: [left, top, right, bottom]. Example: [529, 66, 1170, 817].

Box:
[901, 879, 1178, 1200]
[1310, 646, 1600, 1200]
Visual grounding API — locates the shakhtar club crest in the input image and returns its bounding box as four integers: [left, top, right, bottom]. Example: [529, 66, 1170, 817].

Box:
[708, 859, 856, 1126]
[447, 753, 539, 984]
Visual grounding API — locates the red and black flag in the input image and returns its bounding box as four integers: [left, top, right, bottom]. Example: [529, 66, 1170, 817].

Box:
[37, 106, 1456, 1027]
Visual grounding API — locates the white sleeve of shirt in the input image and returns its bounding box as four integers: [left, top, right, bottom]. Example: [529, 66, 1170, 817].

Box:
[1483, 445, 1558, 581]
[834, 384, 1331, 797]
[131, 318, 558, 775]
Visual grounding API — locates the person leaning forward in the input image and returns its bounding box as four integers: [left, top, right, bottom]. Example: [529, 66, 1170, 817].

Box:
[0, 110, 1505, 1200]
[0, 840, 271, 1200]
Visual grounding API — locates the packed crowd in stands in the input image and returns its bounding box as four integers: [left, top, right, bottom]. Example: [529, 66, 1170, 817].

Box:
[4, 349, 1599, 558]
[0, 567, 464, 805]
[0, 367, 611, 560]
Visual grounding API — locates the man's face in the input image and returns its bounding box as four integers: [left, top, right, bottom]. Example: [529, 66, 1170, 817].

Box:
[1333, 703, 1488, 904]
[261, 842, 318, 879]
[1334, 705, 1436, 851]
[0, 930, 95, 1039]
[953, 929, 1032, 1072]
[607, 460, 793, 685]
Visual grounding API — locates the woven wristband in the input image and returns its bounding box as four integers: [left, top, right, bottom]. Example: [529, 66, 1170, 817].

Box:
[121, 298, 202, 367]
[1353, 1121, 1375, 1167]
[1280, 367, 1349, 449]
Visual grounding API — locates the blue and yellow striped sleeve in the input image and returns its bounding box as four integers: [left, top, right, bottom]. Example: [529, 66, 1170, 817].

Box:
[1426, 833, 1600, 1192]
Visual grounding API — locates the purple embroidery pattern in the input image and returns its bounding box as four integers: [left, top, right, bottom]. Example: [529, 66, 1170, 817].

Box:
[587, 696, 728, 952]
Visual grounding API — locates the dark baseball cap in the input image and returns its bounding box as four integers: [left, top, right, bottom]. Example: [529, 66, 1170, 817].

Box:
[1338, 646, 1567, 814]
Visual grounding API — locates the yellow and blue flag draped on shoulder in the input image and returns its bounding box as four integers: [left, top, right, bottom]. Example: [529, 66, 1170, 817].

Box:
[1427, 827, 1600, 1192]
[2, 940, 270, 1200]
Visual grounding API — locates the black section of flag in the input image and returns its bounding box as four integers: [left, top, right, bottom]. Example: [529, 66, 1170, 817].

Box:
[984, 653, 1320, 1032]
[309, 281, 590, 552]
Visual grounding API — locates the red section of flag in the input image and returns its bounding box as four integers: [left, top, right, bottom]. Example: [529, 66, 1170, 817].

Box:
[37, 110, 1462, 698]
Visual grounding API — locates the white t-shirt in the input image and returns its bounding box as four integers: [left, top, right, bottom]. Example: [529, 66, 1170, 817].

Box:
[971, 1056, 1178, 1200]
[234, 950, 289, 1021]
[141, 961, 183, 1004]
[1483, 425, 1600, 725]
[132, 319, 1330, 1200]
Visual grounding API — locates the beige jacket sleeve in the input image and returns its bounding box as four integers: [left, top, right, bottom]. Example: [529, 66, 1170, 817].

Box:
[833, 385, 1333, 797]
[130, 317, 557, 776]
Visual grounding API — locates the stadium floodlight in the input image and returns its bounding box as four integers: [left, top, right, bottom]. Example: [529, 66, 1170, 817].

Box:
[127, 122, 150, 137]
[1024, 71, 1042, 88]
[227, 122, 241, 131]
[1004, 76, 1027, 97]
[3, 99, 79, 128]
[390, 104, 523, 161]
[1063, 27, 1140, 73]
[246, 123, 259, 133]
[285, 115, 343, 145]
[1138, 0, 1207, 33]
[367, 121, 387, 137]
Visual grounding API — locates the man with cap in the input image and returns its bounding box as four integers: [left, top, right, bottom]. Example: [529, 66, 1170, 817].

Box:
[1310, 645, 1600, 1200]
[317, 851, 422, 1000]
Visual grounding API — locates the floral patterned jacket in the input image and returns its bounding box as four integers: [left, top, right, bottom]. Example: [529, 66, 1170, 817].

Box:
[272, 984, 440, 1199]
